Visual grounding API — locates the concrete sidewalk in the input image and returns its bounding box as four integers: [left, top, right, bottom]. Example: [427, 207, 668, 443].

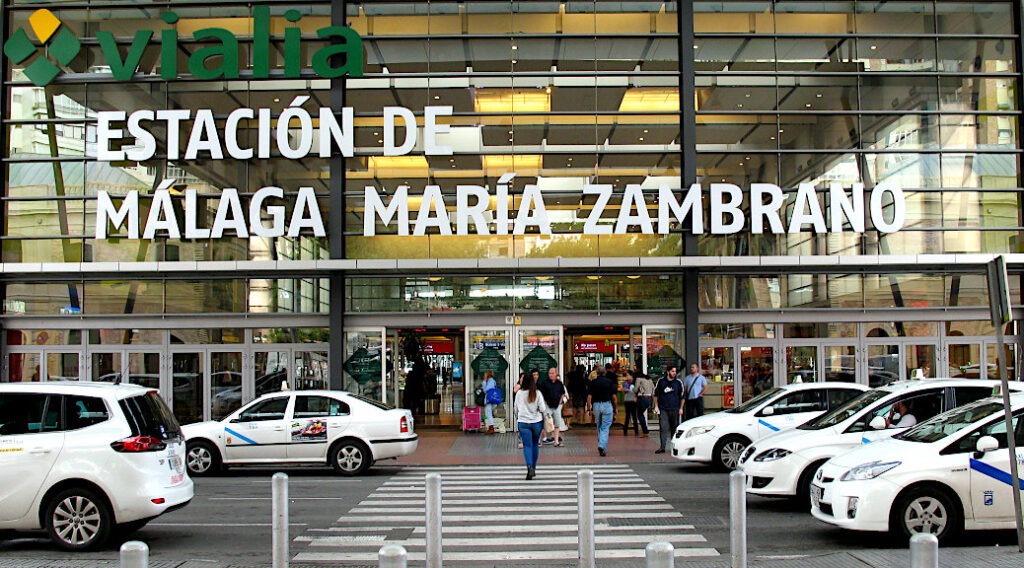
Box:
[398, 428, 677, 466]
[3, 547, 1023, 568]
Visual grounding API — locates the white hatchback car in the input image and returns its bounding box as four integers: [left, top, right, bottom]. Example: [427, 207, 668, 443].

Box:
[182, 390, 418, 476]
[739, 379, 1016, 502]
[811, 393, 1024, 542]
[0, 382, 193, 550]
[671, 382, 869, 470]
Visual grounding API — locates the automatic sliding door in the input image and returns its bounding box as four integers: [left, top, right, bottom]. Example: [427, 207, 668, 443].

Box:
[211, 351, 243, 420]
[867, 344, 900, 386]
[46, 352, 79, 381]
[822, 345, 856, 382]
[344, 329, 385, 400]
[91, 352, 121, 382]
[466, 328, 511, 426]
[255, 351, 289, 398]
[905, 344, 937, 380]
[740, 346, 774, 402]
[700, 345, 735, 410]
[785, 345, 816, 383]
[172, 352, 204, 425]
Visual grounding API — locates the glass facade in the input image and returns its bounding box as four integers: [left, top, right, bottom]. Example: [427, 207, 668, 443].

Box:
[1, 1, 1022, 424]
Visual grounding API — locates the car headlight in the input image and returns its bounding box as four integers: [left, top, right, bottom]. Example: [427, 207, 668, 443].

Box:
[685, 426, 715, 438]
[753, 448, 791, 462]
[840, 460, 901, 481]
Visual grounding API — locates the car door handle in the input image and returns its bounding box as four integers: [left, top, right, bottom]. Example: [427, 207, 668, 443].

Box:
[273, 426, 285, 431]
[29, 447, 52, 455]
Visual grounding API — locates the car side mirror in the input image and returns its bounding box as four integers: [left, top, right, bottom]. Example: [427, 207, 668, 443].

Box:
[761, 406, 775, 416]
[975, 435, 999, 458]
[869, 415, 887, 430]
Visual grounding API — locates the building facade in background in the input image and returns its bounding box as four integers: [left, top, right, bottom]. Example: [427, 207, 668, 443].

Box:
[1, 1, 1021, 427]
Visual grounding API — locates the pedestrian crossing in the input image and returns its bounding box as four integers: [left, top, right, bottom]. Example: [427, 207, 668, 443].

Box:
[292, 464, 719, 564]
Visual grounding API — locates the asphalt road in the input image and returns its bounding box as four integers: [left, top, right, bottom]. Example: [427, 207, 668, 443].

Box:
[1, 462, 1020, 566]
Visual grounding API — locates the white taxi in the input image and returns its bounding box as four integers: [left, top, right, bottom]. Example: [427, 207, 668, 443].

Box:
[811, 393, 1024, 542]
[671, 382, 868, 470]
[739, 379, 1016, 502]
[182, 390, 417, 476]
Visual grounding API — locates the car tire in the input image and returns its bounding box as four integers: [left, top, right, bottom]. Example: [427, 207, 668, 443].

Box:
[44, 487, 113, 551]
[186, 440, 222, 477]
[712, 435, 749, 471]
[890, 486, 962, 543]
[330, 439, 372, 476]
[795, 461, 827, 507]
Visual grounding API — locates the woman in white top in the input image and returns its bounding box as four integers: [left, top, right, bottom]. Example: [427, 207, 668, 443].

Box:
[515, 372, 548, 480]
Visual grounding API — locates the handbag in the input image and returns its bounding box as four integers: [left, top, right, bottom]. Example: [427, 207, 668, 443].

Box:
[485, 387, 503, 405]
[474, 386, 487, 407]
[544, 413, 555, 432]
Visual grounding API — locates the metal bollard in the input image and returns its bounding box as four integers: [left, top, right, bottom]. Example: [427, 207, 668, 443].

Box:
[909, 533, 939, 568]
[272, 472, 289, 568]
[425, 473, 443, 568]
[729, 470, 747, 568]
[379, 544, 408, 568]
[578, 469, 595, 568]
[645, 541, 674, 568]
[120, 540, 148, 568]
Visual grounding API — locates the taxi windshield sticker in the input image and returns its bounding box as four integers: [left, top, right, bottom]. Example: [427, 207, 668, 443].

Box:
[291, 419, 327, 442]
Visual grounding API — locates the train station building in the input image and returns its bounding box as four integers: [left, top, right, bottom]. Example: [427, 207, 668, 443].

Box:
[1, 1, 1021, 428]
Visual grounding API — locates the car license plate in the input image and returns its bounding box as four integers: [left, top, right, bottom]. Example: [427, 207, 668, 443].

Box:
[170, 455, 184, 473]
[810, 484, 823, 508]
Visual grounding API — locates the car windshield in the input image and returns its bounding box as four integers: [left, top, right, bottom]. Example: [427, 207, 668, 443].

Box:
[725, 388, 782, 414]
[897, 400, 1004, 443]
[350, 393, 392, 410]
[797, 390, 888, 430]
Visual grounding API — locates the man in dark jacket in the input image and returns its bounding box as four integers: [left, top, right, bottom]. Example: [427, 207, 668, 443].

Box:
[653, 365, 684, 454]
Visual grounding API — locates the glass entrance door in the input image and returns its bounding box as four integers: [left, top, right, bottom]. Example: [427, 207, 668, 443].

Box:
[822, 344, 857, 382]
[171, 352, 204, 425]
[343, 328, 386, 400]
[740, 345, 774, 402]
[700, 345, 736, 410]
[784, 345, 817, 384]
[642, 326, 685, 382]
[905, 343, 938, 379]
[947, 342, 983, 378]
[466, 327, 512, 428]
[210, 351, 243, 420]
[866, 343, 900, 386]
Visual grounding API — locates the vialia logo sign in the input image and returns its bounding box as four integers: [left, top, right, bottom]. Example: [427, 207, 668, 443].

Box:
[5, 7, 363, 87]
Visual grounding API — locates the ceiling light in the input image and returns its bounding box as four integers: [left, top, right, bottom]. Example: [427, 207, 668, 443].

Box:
[378, 139, 383, 143]
[511, 45, 518, 50]
[746, 156, 751, 160]
[643, 129, 649, 133]
[434, 95, 440, 100]
[805, 103, 812, 107]
[770, 136, 776, 140]
[587, 276, 600, 280]
[367, 156, 430, 176]
[639, 137, 644, 141]
[739, 162, 744, 166]
[779, 129, 784, 133]
[816, 93, 822, 98]
[618, 87, 679, 112]
[737, 103, 743, 108]
[373, 132, 379, 136]
[545, 87, 551, 93]
[511, 59, 518, 64]
[745, 93, 751, 98]
[428, 277, 442, 282]
[870, 45, 877, 50]
[273, 97, 280, 103]
[475, 89, 551, 113]
[482, 155, 542, 175]
[627, 275, 641, 280]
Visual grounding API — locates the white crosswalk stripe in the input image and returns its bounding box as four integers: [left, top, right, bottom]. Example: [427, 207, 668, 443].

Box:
[291, 465, 719, 564]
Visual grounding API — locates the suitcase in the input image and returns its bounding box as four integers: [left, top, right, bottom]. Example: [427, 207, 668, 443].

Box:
[463, 406, 482, 432]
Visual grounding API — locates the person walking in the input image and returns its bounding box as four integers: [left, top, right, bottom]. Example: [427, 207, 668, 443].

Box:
[634, 371, 654, 437]
[538, 367, 568, 446]
[683, 363, 708, 421]
[515, 372, 548, 480]
[653, 365, 683, 454]
[587, 366, 618, 456]
[514, 372, 526, 448]
[481, 370, 497, 435]
[622, 370, 639, 436]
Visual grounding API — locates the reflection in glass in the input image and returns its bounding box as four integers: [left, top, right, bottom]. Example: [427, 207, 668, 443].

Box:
[211, 352, 243, 420]
[172, 352, 204, 425]
[127, 352, 159, 390]
[740, 346, 774, 403]
[91, 352, 121, 382]
[823, 345, 856, 382]
[867, 344, 900, 387]
[701, 346, 735, 411]
[948, 343, 982, 378]
[8, 352, 40, 382]
[294, 351, 329, 391]
[47, 352, 79, 381]
[786, 345, 816, 383]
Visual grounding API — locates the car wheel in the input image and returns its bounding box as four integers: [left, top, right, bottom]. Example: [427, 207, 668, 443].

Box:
[891, 486, 962, 543]
[795, 461, 827, 507]
[330, 440, 371, 476]
[186, 440, 222, 476]
[712, 436, 749, 471]
[45, 487, 113, 551]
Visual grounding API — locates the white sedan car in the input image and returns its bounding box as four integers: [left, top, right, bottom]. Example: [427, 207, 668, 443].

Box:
[739, 379, 1016, 502]
[812, 393, 1024, 542]
[182, 390, 417, 476]
[671, 382, 868, 470]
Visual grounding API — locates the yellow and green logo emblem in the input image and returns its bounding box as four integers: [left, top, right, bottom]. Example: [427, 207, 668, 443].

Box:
[3, 9, 81, 87]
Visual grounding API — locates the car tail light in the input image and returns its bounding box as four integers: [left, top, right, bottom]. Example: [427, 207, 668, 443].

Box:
[400, 416, 410, 433]
[111, 435, 167, 452]
[151, 498, 165, 504]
